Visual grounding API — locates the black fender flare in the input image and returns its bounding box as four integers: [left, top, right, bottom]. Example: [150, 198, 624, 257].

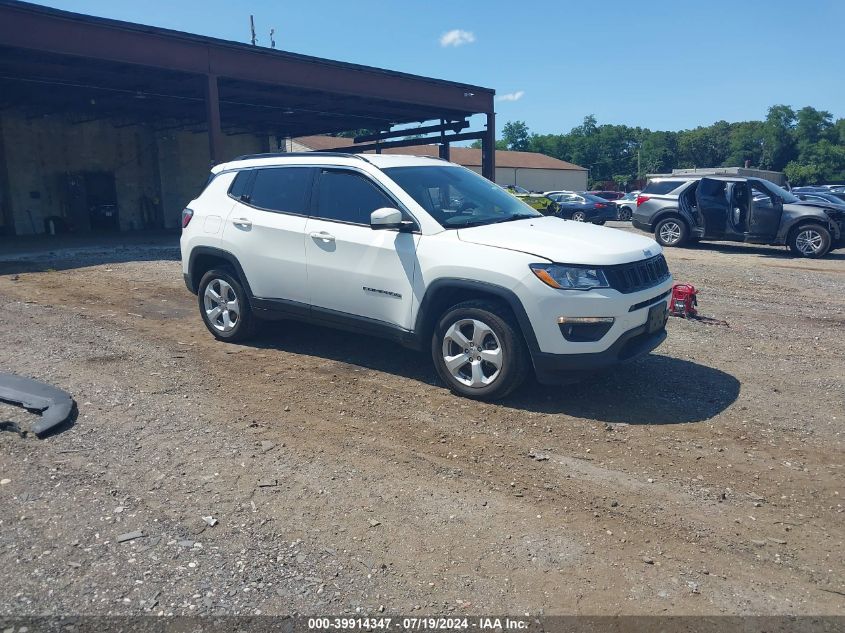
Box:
[413, 278, 541, 355]
[780, 214, 842, 244]
[186, 246, 254, 297]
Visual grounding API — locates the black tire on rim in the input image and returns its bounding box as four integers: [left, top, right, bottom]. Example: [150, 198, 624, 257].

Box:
[197, 267, 256, 342]
[788, 223, 831, 258]
[654, 216, 689, 247]
[431, 300, 529, 401]
[572, 211, 587, 222]
[619, 207, 633, 221]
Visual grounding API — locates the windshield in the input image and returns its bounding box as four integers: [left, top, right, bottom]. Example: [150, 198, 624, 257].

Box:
[383, 166, 540, 228]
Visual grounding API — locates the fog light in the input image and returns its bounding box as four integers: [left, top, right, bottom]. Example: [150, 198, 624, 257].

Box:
[557, 317, 615, 342]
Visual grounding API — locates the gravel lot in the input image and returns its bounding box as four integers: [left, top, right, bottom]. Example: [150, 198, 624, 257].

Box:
[0, 223, 843, 616]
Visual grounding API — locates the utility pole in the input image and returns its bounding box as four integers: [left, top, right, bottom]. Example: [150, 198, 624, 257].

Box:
[250, 15, 256, 45]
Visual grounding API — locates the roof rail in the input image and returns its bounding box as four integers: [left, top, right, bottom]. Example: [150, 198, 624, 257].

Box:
[231, 151, 369, 161]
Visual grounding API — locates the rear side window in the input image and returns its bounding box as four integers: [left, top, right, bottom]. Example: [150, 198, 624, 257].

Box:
[248, 167, 314, 214]
[229, 170, 252, 200]
[642, 180, 685, 195]
[314, 170, 394, 224]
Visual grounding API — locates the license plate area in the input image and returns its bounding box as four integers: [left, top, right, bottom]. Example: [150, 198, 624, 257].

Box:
[647, 302, 667, 333]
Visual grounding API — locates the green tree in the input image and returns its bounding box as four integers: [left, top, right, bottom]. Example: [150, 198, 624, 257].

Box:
[501, 120, 531, 151]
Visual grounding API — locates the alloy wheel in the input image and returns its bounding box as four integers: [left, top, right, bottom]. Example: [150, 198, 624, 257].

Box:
[795, 229, 824, 256]
[441, 318, 503, 389]
[572, 211, 586, 222]
[659, 221, 682, 245]
[203, 278, 240, 333]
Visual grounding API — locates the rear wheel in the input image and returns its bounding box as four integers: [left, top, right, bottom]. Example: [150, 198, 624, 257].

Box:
[197, 268, 256, 342]
[654, 216, 689, 247]
[432, 301, 528, 401]
[788, 223, 831, 258]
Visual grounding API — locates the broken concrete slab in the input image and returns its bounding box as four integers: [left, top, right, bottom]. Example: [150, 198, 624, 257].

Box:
[116, 531, 145, 543]
[0, 373, 75, 436]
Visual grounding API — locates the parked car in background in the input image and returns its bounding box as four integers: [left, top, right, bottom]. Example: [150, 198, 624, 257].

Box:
[632, 176, 844, 258]
[793, 191, 845, 207]
[547, 192, 617, 224]
[589, 190, 624, 201]
[505, 188, 560, 214]
[503, 184, 531, 194]
[612, 191, 640, 221]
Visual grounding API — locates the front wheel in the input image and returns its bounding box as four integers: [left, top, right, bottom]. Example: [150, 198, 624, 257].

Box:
[617, 206, 633, 221]
[571, 211, 587, 222]
[432, 301, 529, 401]
[788, 224, 831, 258]
[654, 217, 689, 247]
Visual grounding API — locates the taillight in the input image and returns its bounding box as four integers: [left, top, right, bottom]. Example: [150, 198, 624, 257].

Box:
[636, 195, 650, 207]
[595, 203, 606, 208]
[181, 208, 194, 228]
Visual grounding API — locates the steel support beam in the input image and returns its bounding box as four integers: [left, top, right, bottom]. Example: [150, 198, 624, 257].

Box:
[205, 74, 223, 165]
[321, 131, 483, 153]
[481, 111, 496, 181]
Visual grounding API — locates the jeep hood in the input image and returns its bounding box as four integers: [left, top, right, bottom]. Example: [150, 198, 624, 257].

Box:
[457, 216, 661, 265]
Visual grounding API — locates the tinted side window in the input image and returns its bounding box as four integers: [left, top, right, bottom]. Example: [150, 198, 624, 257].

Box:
[229, 170, 252, 200]
[314, 170, 393, 224]
[248, 167, 313, 214]
[642, 180, 685, 195]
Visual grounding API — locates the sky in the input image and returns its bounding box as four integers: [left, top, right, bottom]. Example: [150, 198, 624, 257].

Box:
[33, 0, 845, 137]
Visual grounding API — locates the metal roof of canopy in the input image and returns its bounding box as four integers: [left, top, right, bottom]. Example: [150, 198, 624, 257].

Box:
[0, 1, 496, 174]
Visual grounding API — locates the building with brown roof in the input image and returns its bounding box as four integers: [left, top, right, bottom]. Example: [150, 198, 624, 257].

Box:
[290, 136, 588, 193]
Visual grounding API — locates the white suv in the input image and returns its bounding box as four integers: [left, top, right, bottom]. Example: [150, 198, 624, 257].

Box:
[180, 153, 673, 400]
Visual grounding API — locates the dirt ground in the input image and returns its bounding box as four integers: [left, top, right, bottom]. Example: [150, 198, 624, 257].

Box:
[0, 224, 843, 616]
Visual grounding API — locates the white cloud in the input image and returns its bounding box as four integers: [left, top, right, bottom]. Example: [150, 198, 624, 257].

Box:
[440, 29, 476, 47]
[497, 91, 525, 102]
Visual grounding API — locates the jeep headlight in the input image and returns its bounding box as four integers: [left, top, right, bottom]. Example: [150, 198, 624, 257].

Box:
[530, 264, 609, 290]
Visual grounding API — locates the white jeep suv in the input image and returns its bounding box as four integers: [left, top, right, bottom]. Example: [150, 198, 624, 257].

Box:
[181, 152, 673, 400]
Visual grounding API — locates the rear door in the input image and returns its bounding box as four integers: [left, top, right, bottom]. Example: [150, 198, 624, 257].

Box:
[747, 180, 783, 238]
[220, 166, 314, 304]
[304, 168, 419, 330]
[694, 178, 729, 237]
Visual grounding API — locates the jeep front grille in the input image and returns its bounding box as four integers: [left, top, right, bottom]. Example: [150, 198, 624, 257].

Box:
[605, 255, 670, 294]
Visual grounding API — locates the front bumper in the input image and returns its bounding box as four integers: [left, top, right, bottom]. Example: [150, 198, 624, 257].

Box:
[532, 320, 667, 385]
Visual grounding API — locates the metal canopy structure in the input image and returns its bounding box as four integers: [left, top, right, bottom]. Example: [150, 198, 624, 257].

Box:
[0, 0, 496, 177]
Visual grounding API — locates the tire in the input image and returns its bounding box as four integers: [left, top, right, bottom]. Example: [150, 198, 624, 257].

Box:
[197, 267, 256, 342]
[431, 300, 529, 401]
[571, 211, 587, 222]
[654, 216, 689, 247]
[618, 206, 633, 221]
[788, 223, 832, 258]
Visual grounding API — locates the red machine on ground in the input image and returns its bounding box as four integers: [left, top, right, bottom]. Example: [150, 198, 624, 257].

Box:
[669, 283, 698, 318]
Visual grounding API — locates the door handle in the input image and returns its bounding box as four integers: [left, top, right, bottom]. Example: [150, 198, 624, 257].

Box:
[310, 231, 335, 242]
[232, 217, 252, 228]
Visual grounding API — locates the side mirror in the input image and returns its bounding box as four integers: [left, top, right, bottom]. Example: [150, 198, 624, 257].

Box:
[370, 207, 403, 230]
[773, 196, 784, 211]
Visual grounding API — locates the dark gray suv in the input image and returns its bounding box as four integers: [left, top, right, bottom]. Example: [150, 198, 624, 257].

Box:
[631, 176, 844, 258]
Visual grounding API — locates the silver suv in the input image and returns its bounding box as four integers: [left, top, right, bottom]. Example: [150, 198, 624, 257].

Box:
[631, 176, 844, 258]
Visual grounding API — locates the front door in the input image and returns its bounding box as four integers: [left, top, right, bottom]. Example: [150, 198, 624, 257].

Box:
[747, 180, 784, 239]
[695, 178, 729, 238]
[305, 168, 419, 331]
